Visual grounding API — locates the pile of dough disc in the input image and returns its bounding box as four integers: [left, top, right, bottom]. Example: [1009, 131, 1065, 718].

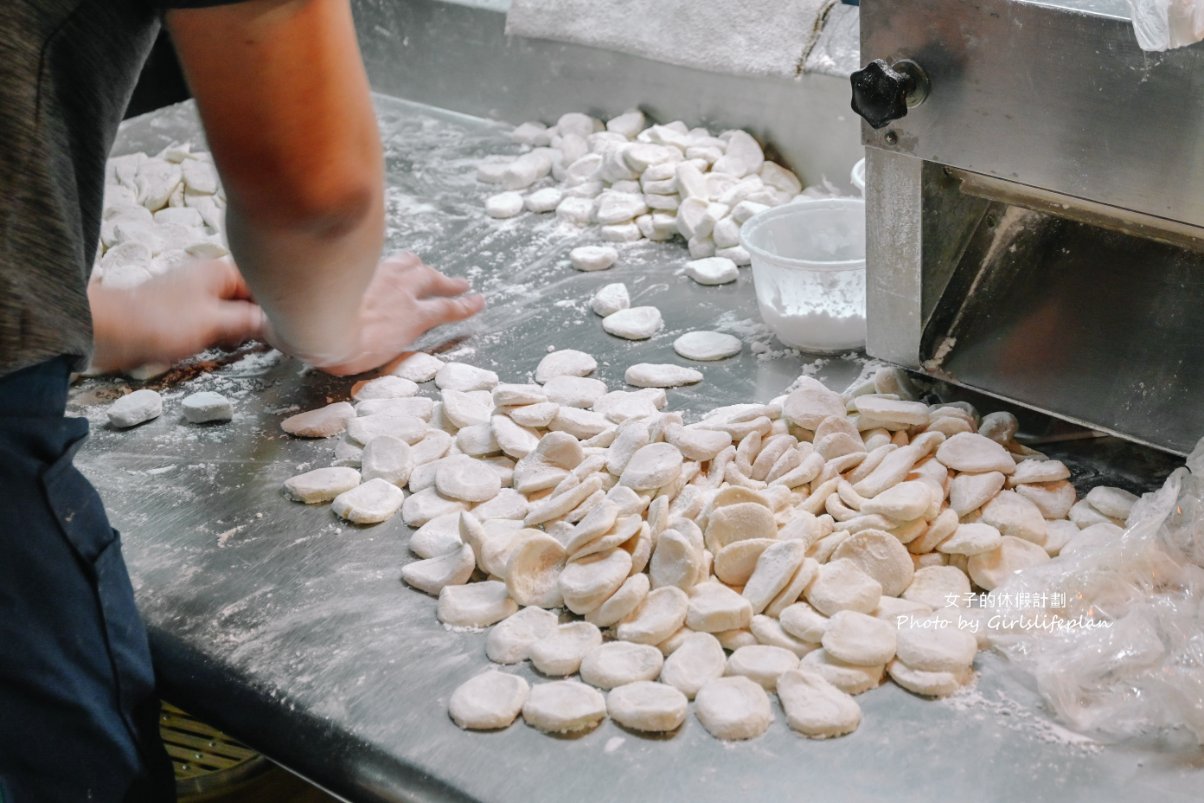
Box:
[94, 143, 230, 289]
[279, 350, 1138, 741]
[478, 111, 806, 264]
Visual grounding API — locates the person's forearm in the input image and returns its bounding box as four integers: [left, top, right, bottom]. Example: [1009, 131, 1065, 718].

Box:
[88, 281, 142, 373]
[224, 181, 384, 366]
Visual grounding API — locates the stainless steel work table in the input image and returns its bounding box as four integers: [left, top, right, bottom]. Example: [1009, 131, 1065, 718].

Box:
[72, 99, 1202, 802]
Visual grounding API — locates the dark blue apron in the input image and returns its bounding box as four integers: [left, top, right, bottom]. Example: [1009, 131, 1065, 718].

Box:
[0, 358, 174, 802]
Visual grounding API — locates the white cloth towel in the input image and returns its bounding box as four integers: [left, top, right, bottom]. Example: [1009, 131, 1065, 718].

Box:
[505, 0, 837, 80]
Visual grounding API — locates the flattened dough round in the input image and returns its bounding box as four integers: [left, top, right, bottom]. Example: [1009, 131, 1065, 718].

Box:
[579, 642, 664, 689]
[888, 659, 973, 698]
[694, 676, 773, 741]
[449, 671, 529, 730]
[528, 622, 603, 677]
[777, 668, 861, 739]
[725, 645, 799, 691]
[486, 607, 560, 664]
[522, 681, 607, 733]
[821, 610, 898, 666]
[607, 681, 688, 733]
[894, 618, 978, 672]
[659, 632, 726, 699]
[331, 478, 405, 524]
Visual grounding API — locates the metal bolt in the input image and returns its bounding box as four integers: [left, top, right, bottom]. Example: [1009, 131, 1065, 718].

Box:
[884, 131, 898, 145]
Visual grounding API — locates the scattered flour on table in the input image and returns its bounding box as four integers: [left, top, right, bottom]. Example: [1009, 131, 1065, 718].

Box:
[942, 686, 1103, 753]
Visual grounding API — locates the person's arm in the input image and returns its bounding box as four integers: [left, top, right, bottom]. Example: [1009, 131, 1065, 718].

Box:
[165, 0, 481, 374]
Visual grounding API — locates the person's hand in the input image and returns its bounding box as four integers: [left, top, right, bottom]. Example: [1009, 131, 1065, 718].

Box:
[278, 253, 484, 377]
[89, 259, 266, 374]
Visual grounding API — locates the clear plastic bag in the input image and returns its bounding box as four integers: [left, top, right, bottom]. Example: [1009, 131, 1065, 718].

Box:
[1126, 0, 1204, 51]
[990, 438, 1204, 744]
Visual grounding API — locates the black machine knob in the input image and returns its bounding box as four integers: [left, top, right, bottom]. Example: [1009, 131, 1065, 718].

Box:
[850, 59, 930, 130]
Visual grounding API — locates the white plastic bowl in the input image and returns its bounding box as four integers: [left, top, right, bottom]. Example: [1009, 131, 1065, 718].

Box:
[739, 198, 867, 353]
[851, 157, 866, 195]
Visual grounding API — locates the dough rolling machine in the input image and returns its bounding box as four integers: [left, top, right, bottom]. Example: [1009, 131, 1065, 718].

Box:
[851, 0, 1204, 457]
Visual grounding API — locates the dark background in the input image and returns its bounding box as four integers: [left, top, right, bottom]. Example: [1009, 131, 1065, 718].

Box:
[126, 31, 190, 119]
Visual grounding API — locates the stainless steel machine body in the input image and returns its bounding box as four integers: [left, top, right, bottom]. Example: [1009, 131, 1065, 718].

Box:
[858, 0, 1204, 455]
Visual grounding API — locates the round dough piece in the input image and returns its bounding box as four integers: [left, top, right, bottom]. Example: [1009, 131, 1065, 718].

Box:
[939, 523, 1003, 556]
[716, 629, 758, 652]
[409, 513, 463, 559]
[361, 435, 413, 486]
[659, 632, 726, 699]
[528, 622, 603, 677]
[602, 306, 663, 340]
[331, 478, 405, 524]
[522, 681, 607, 733]
[777, 668, 861, 739]
[346, 412, 425, 447]
[559, 549, 633, 615]
[580, 642, 664, 689]
[607, 681, 688, 733]
[858, 481, 931, 521]
[436, 455, 502, 503]
[805, 558, 883, 617]
[449, 671, 529, 730]
[694, 676, 773, 741]
[570, 245, 619, 272]
[684, 257, 738, 286]
[616, 586, 689, 645]
[526, 187, 563, 213]
[704, 502, 776, 553]
[749, 614, 816, 658]
[687, 581, 753, 633]
[352, 375, 419, 401]
[902, 565, 972, 610]
[713, 539, 777, 586]
[888, 659, 973, 698]
[535, 349, 598, 383]
[820, 610, 898, 666]
[586, 573, 651, 628]
[830, 529, 915, 598]
[435, 362, 499, 392]
[894, 618, 978, 672]
[486, 607, 560, 664]
[107, 387, 164, 430]
[801, 648, 885, 695]
[543, 375, 609, 408]
[764, 557, 820, 618]
[591, 283, 630, 317]
[181, 391, 233, 424]
[437, 581, 518, 628]
[624, 363, 703, 388]
[673, 331, 742, 361]
[935, 432, 1015, 474]
[966, 535, 1051, 591]
[284, 466, 361, 504]
[391, 351, 444, 383]
[486, 191, 524, 218]
[619, 443, 684, 491]
[743, 541, 808, 615]
[281, 402, 355, 437]
[782, 377, 845, 430]
[505, 534, 567, 608]
[725, 645, 800, 691]
[778, 602, 829, 643]
[401, 544, 475, 596]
